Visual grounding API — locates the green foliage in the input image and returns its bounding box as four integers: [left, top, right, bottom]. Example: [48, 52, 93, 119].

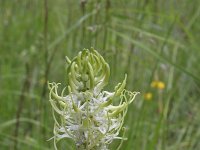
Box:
[0, 0, 200, 150]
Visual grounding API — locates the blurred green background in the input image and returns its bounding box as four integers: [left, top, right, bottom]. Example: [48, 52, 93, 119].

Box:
[0, 0, 200, 150]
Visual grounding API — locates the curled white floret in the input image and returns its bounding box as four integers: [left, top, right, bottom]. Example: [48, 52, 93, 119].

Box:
[48, 48, 139, 150]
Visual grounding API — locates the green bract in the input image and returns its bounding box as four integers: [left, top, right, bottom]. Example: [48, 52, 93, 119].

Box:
[48, 48, 139, 150]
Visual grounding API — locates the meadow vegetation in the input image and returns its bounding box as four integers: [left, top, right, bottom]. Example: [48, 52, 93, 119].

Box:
[0, 0, 200, 149]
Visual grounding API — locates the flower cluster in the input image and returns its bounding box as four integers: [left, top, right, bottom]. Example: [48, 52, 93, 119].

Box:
[144, 80, 165, 101]
[151, 81, 165, 90]
[48, 48, 139, 150]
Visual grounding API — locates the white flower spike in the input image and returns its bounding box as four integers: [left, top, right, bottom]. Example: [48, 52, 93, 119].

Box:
[48, 48, 139, 150]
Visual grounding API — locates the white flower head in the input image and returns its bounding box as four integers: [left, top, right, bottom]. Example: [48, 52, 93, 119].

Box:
[48, 48, 139, 150]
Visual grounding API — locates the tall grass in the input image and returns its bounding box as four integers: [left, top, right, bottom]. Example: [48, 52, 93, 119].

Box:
[0, 0, 200, 149]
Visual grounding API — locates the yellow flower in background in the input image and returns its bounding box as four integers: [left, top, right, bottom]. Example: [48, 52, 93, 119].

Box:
[151, 81, 165, 90]
[150, 81, 158, 88]
[144, 92, 153, 101]
[157, 81, 165, 90]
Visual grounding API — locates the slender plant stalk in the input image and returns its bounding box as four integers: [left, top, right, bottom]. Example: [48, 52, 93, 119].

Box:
[103, 0, 110, 50]
[40, 0, 49, 138]
[13, 63, 31, 150]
